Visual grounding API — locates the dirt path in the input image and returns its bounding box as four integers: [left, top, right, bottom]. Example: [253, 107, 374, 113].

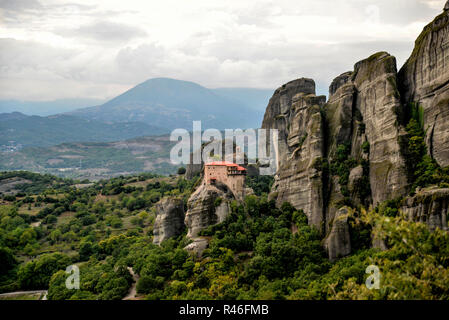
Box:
[123, 267, 140, 300]
[0, 290, 47, 300]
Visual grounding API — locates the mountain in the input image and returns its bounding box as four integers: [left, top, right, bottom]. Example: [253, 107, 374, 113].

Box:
[0, 98, 105, 116]
[68, 78, 267, 130]
[210, 88, 274, 111]
[0, 112, 165, 147]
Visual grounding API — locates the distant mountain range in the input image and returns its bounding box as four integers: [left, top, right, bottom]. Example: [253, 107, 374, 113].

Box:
[67, 78, 272, 131]
[0, 112, 165, 147]
[0, 98, 105, 116]
[0, 78, 273, 151]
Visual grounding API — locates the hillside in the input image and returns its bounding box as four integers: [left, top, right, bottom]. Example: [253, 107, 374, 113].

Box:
[0, 135, 177, 180]
[0, 170, 448, 300]
[0, 112, 165, 147]
[68, 78, 267, 130]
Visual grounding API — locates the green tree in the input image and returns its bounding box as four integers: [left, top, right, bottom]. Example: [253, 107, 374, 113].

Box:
[17, 253, 71, 289]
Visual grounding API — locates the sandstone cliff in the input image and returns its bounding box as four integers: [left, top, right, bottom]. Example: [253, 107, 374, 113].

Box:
[158, 6, 449, 260]
[261, 6, 449, 259]
[324, 207, 352, 261]
[184, 181, 234, 239]
[182, 181, 236, 257]
[262, 53, 410, 235]
[401, 187, 449, 232]
[262, 78, 326, 230]
[153, 197, 185, 245]
[399, 8, 449, 167]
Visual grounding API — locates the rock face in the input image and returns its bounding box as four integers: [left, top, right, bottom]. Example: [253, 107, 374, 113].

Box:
[153, 198, 185, 245]
[401, 188, 449, 231]
[352, 52, 409, 205]
[262, 78, 326, 230]
[399, 9, 449, 167]
[324, 207, 352, 262]
[263, 53, 410, 236]
[323, 52, 409, 208]
[184, 238, 209, 258]
[184, 181, 234, 239]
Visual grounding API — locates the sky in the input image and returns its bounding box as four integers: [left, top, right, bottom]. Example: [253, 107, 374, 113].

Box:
[0, 0, 446, 101]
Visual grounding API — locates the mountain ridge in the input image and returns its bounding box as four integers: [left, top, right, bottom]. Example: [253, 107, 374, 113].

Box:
[67, 78, 269, 130]
[0, 98, 105, 116]
[0, 112, 166, 147]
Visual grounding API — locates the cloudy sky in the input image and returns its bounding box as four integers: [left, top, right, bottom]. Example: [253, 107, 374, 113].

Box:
[0, 0, 446, 101]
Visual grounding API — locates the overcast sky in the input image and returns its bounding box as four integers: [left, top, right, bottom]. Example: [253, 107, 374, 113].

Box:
[0, 0, 446, 101]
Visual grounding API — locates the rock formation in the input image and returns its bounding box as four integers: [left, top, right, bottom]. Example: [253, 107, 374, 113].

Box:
[401, 187, 449, 231]
[184, 181, 234, 239]
[159, 7, 449, 260]
[260, 8, 449, 259]
[262, 78, 326, 230]
[399, 8, 449, 167]
[153, 197, 185, 245]
[182, 180, 236, 257]
[351, 52, 409, 204]
[324, 207, 352, 261]
[325, 52, 408, 209]
[263, 53, 410, 235]
[184, 238, 209, 258]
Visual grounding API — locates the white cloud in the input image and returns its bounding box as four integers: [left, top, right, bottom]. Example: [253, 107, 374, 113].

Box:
[56, 20, 147, 44]
[0, 0, 446, 100]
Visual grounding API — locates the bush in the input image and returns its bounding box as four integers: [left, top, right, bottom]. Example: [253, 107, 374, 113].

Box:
[0, 247, 17, 276]
[136, 276, 164, 294]
[17, 253, 71, 289]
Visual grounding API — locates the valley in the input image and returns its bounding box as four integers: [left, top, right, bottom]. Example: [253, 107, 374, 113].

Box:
[0, 135, 178, 180]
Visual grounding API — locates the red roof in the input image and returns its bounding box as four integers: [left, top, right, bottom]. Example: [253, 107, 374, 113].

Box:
[205, 161, 246, 171]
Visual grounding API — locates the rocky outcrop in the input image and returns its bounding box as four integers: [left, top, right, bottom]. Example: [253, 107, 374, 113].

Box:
[184, 182, 234, 239]
[352, 52, 409, 205]
[401, 187, 449, 231]
[325, 71, 358, 159]
[398, 9, 449, 167]
[256, 8, 449, 260]
[324, 71, 368, 229]
[262, 78, 326, 230]
[324, 207, 352, 261]
[263, 53, 410, 234]
[184, 238, 209, 258]
[153, 198, 185, 245]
